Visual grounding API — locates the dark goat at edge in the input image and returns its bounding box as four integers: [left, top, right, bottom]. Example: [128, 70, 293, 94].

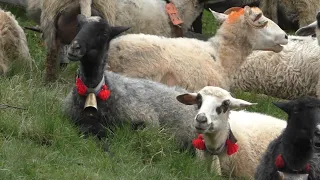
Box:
[254, 96, 320, 180]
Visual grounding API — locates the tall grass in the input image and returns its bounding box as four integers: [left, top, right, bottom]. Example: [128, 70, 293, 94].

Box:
[0, 4, 287, 180]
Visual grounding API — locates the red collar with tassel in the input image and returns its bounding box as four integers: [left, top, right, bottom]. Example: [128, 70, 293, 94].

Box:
[75, 74, 111, 101]
[192, 130, 239, 156]
[275, 154, 310, 172]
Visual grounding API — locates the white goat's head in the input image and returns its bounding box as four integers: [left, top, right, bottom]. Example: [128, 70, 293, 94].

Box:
[209, 6, 288, 53]
[295, 11, 320, 46]
[177, 86, 256, 134]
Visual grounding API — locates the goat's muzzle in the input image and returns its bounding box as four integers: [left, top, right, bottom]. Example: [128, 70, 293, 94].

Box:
[84, 93, 98, 115]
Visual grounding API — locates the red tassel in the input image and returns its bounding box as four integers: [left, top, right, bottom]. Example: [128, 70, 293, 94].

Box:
[305, 163, 310, 172]
[226, 139, 239, 155]
[98, 85, 111, 100]
[275, 154, 285, 169]
[76, 78, 87, 96]
[192, 134, 206, 150]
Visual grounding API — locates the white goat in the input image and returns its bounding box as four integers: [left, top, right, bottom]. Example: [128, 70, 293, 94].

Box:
[232, 35, 320, 100]
[176, 86, 287, 178]
[0, 8, 33, 75]
[107, 6, 288, 92]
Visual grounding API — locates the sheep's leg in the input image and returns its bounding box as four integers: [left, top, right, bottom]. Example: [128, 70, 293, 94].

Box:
[201, 151, 222, 175]
[45, 39, 60, 82]
[80, 0, 92, 17]
[316, 80, 320, 99]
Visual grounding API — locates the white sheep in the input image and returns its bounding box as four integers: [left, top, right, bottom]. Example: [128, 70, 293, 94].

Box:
[106, 6, 288, 92]
[231, 35, 320, 100]
[0, 8, 33, 75]
[176, 86, 287, 178]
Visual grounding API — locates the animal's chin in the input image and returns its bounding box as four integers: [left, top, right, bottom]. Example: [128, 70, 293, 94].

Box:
[264, 44, 284, 53]
[67, 52, 84, 61]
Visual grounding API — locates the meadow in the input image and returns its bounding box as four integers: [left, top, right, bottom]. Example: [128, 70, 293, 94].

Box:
[0, 4, 287, 180]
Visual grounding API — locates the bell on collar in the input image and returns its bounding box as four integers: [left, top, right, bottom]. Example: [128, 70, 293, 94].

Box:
[277, 171, 309, 180]
[84, 93, 98, 115]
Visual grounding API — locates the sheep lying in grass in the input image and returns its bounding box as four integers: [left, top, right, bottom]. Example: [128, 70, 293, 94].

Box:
[0, 8, 33, 75]
[176, 86, 287, 178]
[63, 15, 203, 151]
[106, 6, 288, 92]
[295, 11, 320, 45]
[232, 35, 320, 100]
[255, 96, 320, 180]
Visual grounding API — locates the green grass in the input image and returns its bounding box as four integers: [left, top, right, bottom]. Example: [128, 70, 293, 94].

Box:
[0, 4, 287, 180]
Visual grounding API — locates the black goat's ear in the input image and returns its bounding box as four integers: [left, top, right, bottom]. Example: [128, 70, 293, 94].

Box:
[273, 101, 291, 114]
[110, 26, 131, 38]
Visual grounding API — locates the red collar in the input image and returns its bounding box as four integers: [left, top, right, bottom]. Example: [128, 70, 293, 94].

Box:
[275, 154, 310, 172]
[75, 75, 110, 101]
[192, 133, 239, 156]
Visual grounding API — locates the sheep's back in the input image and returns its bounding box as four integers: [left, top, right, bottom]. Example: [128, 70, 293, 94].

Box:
[107, 34, 225, 92]
[219, 111, 286, 178]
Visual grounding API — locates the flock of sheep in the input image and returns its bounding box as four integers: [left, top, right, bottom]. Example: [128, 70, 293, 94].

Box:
[1, 0, 320, 179]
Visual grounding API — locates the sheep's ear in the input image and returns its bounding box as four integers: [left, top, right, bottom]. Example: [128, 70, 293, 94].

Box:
[229, 97, 257, 109]
[77, 14, 87, 25]
[295, 21, 317, 36]
[176, 93, 198, 105]
[110, 26, 131, 38]
[208, 8, 227, 23]
[273, 101, 291, 114]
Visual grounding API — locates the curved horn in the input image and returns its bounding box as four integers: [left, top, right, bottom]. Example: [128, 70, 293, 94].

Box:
[223, 7, 243, 15]
[244, 6, 268, 29]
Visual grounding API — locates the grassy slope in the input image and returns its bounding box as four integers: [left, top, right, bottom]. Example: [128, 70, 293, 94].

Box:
[0, 5, 287, 180]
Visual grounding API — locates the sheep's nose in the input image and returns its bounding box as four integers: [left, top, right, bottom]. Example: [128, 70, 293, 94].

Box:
[284, 34, 288, 39]
[196, 113, 207, 123]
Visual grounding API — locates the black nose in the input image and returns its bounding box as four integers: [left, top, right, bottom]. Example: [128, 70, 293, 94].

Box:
[196, 113, 207, 123]
[284, 34, 288, 39]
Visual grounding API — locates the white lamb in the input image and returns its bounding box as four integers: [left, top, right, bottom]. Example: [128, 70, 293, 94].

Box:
[106, 6, 288, 92]
[232, 35, 320, 100]
[176, 86, 287, 178]
[0, 8, 33, 75]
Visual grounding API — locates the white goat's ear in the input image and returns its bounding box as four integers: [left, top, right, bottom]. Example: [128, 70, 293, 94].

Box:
[209, 8, 227, 23]
[295, 21, 317, 36]
[176, 93, 198, 105]
[229, 97, 257, 109]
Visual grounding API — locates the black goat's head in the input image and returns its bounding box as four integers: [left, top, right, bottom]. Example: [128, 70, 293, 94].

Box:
[67, 14, 130, 61]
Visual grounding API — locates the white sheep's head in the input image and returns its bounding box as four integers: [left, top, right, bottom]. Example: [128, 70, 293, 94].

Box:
[295, 11, 320, 46]
[176, 86, 256, 134]
[209, 6, 288, 53]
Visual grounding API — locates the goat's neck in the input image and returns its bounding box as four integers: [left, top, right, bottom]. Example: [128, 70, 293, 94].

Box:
[281, 130, 313, 170]
[210, 22, 252, 77]
[79, 47, 108, 88]
[202, 123, 230, 152]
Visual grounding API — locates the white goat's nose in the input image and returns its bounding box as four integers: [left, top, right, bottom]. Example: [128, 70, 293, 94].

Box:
[196, 113, 207, 123]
